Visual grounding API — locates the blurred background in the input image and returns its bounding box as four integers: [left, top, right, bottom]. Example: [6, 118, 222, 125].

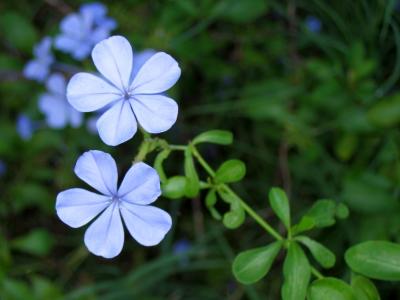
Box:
[1, 0, 400, 299]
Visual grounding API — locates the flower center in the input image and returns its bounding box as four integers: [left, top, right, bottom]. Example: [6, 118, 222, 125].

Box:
[123, 91, 131, 101]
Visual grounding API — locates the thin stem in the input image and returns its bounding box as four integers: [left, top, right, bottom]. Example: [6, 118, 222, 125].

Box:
[191, 145, 283, 241]
[169, 144, 187, 151]
[311, 267, 324, 279]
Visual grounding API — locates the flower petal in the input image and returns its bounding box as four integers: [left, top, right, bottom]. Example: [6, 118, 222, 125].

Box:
[118, 162, 161, 205]
[130, 49, 156, 82]
[69, 107, 83, 128]
[23, 60, 49, 82]
[97, 100, 137, 146]
[131, 94, 178, 133]
[92, 35, 133, 91]
[84, 202, 124, 258]
[120, 204, 172, 246]
[56, 188, 110, 228]
[74, 150, 118, 195]
[130, 52, 181, 94]
[46, 73, 66, 95]
[38, 94, 67, 128]
[67, 72, 122, 112]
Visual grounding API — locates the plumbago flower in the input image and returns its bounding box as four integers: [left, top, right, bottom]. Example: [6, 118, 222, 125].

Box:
[39, 73, 82, 129]
[56, 150, 172, 258]
[23, 37, 54, 82]
[67, 35, 181, 146]
[16, 114, 36, 140]
[55, 2, 116, 60]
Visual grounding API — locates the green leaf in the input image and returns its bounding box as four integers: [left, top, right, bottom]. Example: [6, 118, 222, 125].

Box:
[216, 0, 268, 23]
[351, 275, 381, 300]
[184, 148, 200, 197]
[269, 187, 290, 229]
[192, 130, 233, 145]
[367, 94, 400, 127]
[291, 216, 315, 235]
[223, 203, 245, 229]
[32, 276, 63, 300]
[0, 12, 37, 53]
[282, 242, 310, 300]
[162, 176, 188, 199]
[11, 229, 54, 257]
[308, 278, 356, 300]
[215, 159, 246, 183]
[296, 236, 336, 269]
[336, 203, 350, 219]
[345, 241, 400, 281]
[154, 149, 171, 183]
[205, 189, 221, 220]
[232, 241, 282, 284]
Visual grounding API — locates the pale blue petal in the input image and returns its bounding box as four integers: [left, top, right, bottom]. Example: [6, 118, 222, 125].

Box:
[16, 114, 35, 140]
[69, 107, 83, 128]
[46, 73, 65, 95]
[72, 43, 92, 60]
[130, 49, 156, 82]
[80, 2, 107, 21]
[131, 94, 178, 133]
[98, 17, 117, 31]
[91, 35, 133, 90]
[60, 13, 83, 37]
[130, 52, 181, 94]
[54, 34, 79, 52]
[120, 203, 172, 246]
[90, 27, 110, 45]
[74, 150, 118, 195]
[56, 188, 110, 228]
[118, 162, 161, 205]
[23, 60, 49, 82]
[96, 100, 137, 146]
[84, 202, 124, 258]
[33, 36, 53, 59]
[38, 94, 68, 128]
[67, 72, 122, 112]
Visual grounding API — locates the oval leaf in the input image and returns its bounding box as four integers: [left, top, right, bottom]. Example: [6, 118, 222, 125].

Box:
[351, 275, 381, 300]
[282, 242, 310, 300]
[308, 278, 356, 300]
[296, 236, 336, 269]
[184, 148, 200, 197]
[232, 241, 282, 284]
[269, 187, 290, 229]
[193, 130, 233, 145]
[215, 159, 246, 183]
[162, 176, 188, 199]
[345, 241, 400, 281]
[223, 206, 245, 229]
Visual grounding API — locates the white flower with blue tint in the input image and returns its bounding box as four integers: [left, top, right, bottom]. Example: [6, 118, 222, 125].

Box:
[67, 36, 181, 146]
[23, 37, 54, 82]
[56, 150, 172, 258]
[54, 3, 116, 60]
[39, 73, 83, 129]
[16, 114, 36, 140]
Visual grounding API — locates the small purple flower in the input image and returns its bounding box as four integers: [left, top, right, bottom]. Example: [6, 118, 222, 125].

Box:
[56, 150, 172, 258]
[0, 161, 6, 176]
[17, 114, 36, 140]
[80, 2, 117, 31]
[38, 73, 82, 129]
[54, 3, 117, 60]
[67, 36, 181, 146]
[305, 16, 322, 33]
[23, 37, 54, 82]
[173, 239, 191, 255]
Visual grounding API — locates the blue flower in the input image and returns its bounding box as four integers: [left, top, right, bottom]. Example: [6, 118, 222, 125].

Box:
[54, 3, 117, 60]
[23, 37, 54, 82]
[0, 161, 6, 176]
[305, 16, 322, 33]
[173, 239, 191, 254]
[16, 114, 36, 140]
[38, 73, 83, 129]
[56, 150, 172, 258]
[67, 36, 181, 146]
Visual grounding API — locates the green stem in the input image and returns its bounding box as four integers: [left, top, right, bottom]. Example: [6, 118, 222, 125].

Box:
[133, 140, 150, 163]
[191, 145, 283, 241]
[311, 267, 324, 279]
